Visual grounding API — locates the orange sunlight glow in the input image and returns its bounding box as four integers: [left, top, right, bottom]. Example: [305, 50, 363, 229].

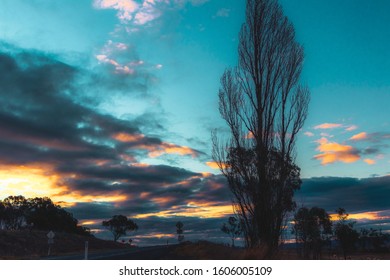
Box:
[79, 220, 99, 226]
[0, 165, 68, 200]
[133, 233, 175, 239]
[330, 211, 390, 221]
[246, 131, 254, 139]
[0, 164, 127, 206]
[206, 161, 228, 170]
[314, 137, 360, 165]
[133, 202, 233, 219]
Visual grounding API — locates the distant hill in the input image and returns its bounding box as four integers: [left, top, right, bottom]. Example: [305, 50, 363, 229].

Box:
[0, 229, 128, 259]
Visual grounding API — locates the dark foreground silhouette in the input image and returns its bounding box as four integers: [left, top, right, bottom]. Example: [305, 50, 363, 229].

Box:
[1, 230, 390, 260]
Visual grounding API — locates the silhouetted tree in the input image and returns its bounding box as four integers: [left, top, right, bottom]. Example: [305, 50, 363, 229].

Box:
[176, 221, 184, 243]
[0, 195, 90, 235]
[0, 201, 6, 230]
[334, 208, 359, 259]
[102, 215, 138, 242]
[359, 228, 390, 252]
[1, 196, 28, 230]
[212, 0, 309, 256]
[221, 216, 243, 247]
[292, 207, 332, 259]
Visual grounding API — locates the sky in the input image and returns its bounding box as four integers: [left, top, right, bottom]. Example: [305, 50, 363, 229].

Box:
[0, 0, 390, 245]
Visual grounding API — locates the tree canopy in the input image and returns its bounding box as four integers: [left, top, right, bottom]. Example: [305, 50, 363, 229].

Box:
[293, 207, 332, 259]
[0, 195, 90, 235]
[102, 215, 138, 242]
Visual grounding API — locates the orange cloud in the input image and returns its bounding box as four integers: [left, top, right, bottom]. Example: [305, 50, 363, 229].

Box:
[113, 133, 198, 158]
[206, 161, 219, 169]
[150, 196, 176, 207]
[245, 131, 254, 139]
[206, 161, 230, 170]
[364, 158, 376, 165]
[113, 132, 145, 142]
[349, 132, 368, 141]
[314, 123, 343, 130]
[148, 143, 198, 158]
[314, 138, 360, 165]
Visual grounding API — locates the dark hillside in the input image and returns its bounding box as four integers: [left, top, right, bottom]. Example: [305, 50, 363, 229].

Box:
[0, 230, 127, 259]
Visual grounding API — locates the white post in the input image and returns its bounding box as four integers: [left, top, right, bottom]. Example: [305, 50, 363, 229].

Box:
[84, 241, 89, 260]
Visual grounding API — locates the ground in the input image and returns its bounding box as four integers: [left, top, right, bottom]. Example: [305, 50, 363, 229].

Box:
[1, 230, 390, 260]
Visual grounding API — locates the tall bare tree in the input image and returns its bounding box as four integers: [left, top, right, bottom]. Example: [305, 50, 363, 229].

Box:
[212, 0, 309, 255]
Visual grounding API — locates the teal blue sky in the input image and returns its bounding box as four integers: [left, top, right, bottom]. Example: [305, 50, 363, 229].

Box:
[1, 0, 390, 243]
[2, 0, 389, 179]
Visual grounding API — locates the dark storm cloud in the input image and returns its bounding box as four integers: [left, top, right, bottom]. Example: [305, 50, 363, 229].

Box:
[0, 44, 232, 230]
[296, 176, 390, 213]
[69, 202, 117, 220]
[83, 215, 233, 246]
[61, 164, 197, 185]
[0, 45, 199, 169]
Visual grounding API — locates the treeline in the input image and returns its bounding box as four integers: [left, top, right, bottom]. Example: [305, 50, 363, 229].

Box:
[0, 195, 90, 236]
[293, 207, 390, 259]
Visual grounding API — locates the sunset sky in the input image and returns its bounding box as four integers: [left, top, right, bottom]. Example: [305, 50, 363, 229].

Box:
[0, 0, 390, 245]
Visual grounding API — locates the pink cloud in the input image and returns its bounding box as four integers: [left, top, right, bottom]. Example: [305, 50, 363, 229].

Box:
[304, 132, 314, 137]
[94, 0, 139, 21]
[94, 0, 209, 25]
[346, 125, 358, 131]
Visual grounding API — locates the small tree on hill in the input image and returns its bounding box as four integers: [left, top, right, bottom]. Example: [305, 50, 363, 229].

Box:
[102, 215, 138, 242]
[221, 216, 242, 247]
[176, 221, 184, 243]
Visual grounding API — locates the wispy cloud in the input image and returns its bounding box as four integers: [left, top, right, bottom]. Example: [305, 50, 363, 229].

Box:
[304, 131, 314, 137]
[314, 123, 343, 130]
[93, 0, 156, 25]
[93, 0, 209, 25]
[214, 8, 230, 18]
[346, 125, 358, 131]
